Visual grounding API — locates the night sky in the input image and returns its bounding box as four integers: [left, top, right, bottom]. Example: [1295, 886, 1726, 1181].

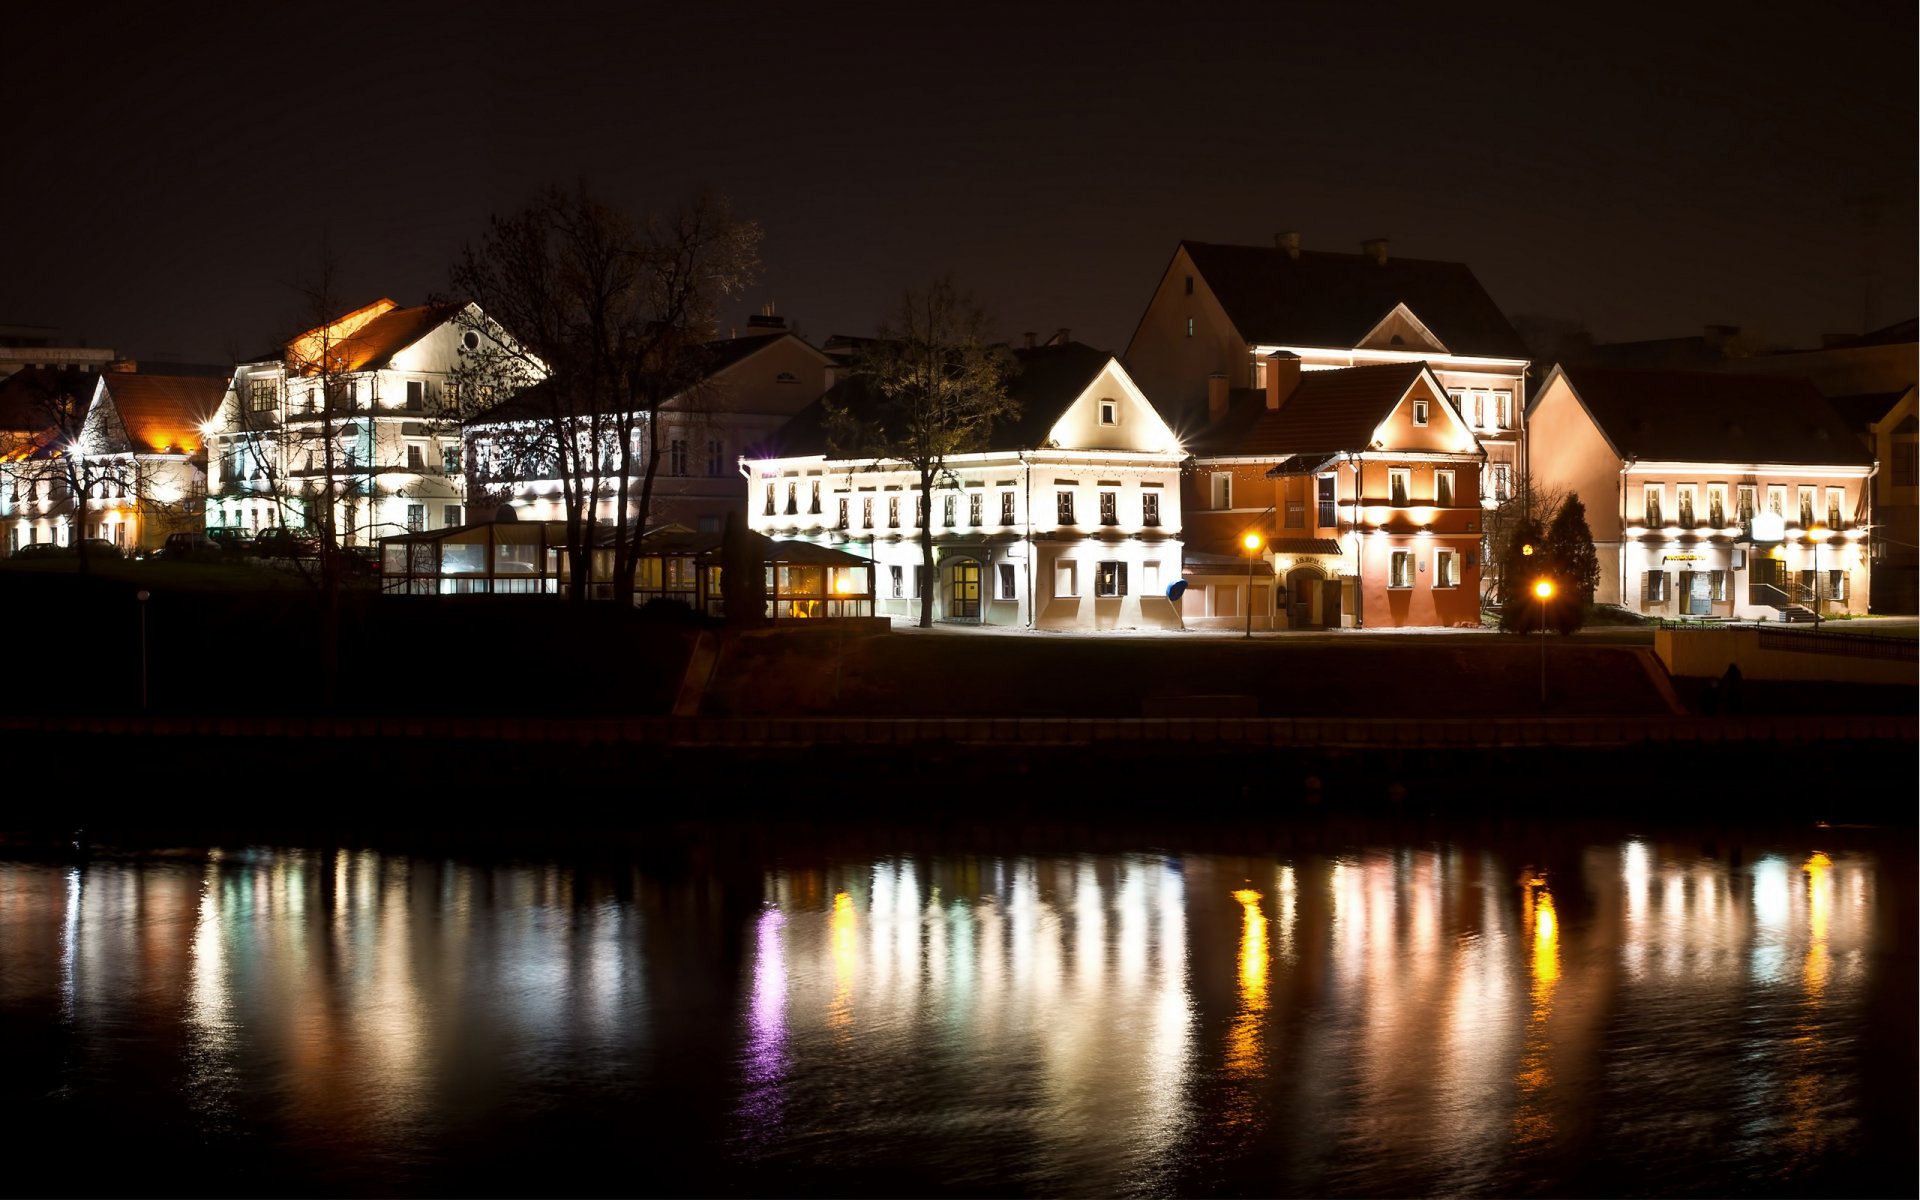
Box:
[6, 1, 1914, 367]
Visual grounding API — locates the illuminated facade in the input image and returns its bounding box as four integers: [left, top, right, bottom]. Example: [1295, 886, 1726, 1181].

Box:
[1528, 365, 1876, 619]
[744, 343, 1185, 629]
[467, 328, 839, 536]
[1124, 237, 1531, 514]
[1, 367, 220, 554]
[205, 298, 528, 545]
[1183, 360, 1487, 629]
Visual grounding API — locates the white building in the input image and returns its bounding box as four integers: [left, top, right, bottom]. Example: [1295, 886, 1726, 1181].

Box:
[206, 298, 528, 545]
[745, 342, 1186, 629]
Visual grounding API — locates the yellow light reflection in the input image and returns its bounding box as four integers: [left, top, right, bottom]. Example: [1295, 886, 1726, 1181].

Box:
[1512, 876, 1558, 1146]
[1784, 851, 1835, 1163]
[828, 891, 856, 1032]
[1224, 888, 1268, 1087]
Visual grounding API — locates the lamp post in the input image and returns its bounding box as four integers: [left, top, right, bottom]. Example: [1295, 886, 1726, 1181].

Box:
[1533, 579, 1553, 708]
[135, 589, 150, 712]
[1243, 531, 1263, 638]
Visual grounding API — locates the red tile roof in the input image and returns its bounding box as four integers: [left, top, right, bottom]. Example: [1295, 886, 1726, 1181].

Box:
[1193, 362, 1428, 458]
[100, 373, 226, 454]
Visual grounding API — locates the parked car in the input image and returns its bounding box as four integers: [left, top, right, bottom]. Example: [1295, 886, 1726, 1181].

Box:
[157, 532, 222, 562]
[10, 541, 72, 560]
[79, 539, 124, 559]
[205, 527, 255, 556]
[254, 529, 320, 559]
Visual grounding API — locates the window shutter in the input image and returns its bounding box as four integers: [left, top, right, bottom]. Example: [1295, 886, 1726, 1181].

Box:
[1118, 563, 1129, 596]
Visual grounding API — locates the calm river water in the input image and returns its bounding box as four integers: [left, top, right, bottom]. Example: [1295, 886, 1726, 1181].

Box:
[3, 826, 1912, 1197]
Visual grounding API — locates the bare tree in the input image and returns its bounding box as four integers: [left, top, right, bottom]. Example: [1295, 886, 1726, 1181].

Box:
[450, 184, 760, 604]
[1481, 471, 1569, 607]
[825, 277, 1018, 628]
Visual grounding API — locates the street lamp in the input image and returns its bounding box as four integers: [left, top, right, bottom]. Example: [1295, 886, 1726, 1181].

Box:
[1533, 578, 1553, 707]
[1243, 531, 1263, 638]
[135, 589, 151, 712]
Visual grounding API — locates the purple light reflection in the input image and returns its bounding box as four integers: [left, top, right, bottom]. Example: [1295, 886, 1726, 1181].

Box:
[736, 907, 789, 1143]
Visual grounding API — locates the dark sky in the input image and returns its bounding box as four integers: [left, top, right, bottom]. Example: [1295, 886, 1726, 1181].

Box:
[6, 1, 1914, 367]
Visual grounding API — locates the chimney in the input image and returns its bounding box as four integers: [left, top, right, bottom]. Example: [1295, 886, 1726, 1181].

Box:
[1207, 371, 1229, 424]
[1023, 331, 1036, 349]
[1360, 237, 1388, 265]
[1264, 351, 1301, 410]
[1276, 232, 1300, 259]
[1045, 327, 1071, 347]
[745, 301, 786, 335]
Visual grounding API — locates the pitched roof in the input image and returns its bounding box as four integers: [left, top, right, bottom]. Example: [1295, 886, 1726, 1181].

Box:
[764, 341, 1112, 459]
[99, 373, 225, 454]
[1551, 366, 1875, 466]
[1178, 241, 1530, 360]
[1191, 362, 1429, 458]
[472, 332, 825, 425]
[282, 299, 467, 374]
[0, 366, 91, 432]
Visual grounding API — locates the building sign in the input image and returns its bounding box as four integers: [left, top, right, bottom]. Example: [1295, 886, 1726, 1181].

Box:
[1663, 554, 1700, 562]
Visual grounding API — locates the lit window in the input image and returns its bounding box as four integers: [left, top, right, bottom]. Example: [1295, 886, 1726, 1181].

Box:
[1096, 561, 1128, 597]
[1389, 468, 1410, 507]
[1389, 549, 1413, 588]
[1186, 318, 1194, 338]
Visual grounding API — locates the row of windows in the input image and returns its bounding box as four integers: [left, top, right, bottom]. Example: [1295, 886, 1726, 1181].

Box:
[665, 438, 730, 477]
[1386, 548, 1464, 589]
[884, 559, 1158, 601]
[1224, 467, 1493, 518]
[767, 484, 1163, 529]
[245, 377, 443, 414]
[1643, 568, 1848, 603]
[1446, 388, 1515, 432]
[1640, 483, 1846, 529]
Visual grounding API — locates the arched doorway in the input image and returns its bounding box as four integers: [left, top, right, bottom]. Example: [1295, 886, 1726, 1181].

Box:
[1286, 564, 1328, 629]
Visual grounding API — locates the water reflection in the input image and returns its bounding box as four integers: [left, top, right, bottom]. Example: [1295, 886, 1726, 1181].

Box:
[0, 833, 1907, 1197]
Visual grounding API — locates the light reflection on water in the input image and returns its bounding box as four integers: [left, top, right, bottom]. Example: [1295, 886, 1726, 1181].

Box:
[0, 835, 1909, 1196]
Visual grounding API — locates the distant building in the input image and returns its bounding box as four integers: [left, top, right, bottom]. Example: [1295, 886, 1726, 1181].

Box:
[467, 324, 838, 535]
[206, 297, 528, 545]
[1124, 236, 1531, 511]
[1183, 359, 1487, 629]
[746, 342, 1185, 630]
[1528, 366, 1875, 620]
[0, 366, 222, 554]
[0, 324, 117, 378]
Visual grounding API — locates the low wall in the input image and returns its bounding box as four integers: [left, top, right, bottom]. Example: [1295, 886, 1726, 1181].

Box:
[1655, 626, 1917, 684]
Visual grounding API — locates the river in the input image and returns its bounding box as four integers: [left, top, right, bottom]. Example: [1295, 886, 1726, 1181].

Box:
[3, 822, 1911, 1196]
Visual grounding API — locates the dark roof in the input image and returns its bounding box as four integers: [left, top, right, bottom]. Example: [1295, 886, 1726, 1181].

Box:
[1553, 366, 1875, 466]
[473, 332, 818, 425]
[0, 366, 92, 431]
[1826, 390, 1909, 434]
[1178, 241, 1530, 360]
[1192, 362, 1429, 458]
[765, 341, 1112, 459]
[1826, 318, 1917, 349]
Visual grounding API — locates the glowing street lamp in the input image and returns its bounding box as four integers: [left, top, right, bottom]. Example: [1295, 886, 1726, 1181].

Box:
[1533, 578, 1554, 707]
[1243, 531, 1263, 639]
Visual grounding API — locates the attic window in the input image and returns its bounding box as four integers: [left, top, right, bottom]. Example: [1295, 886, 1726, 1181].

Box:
[1390, 335, 1405, 346]
[776, 371, 799, 384]
[462, 331, 480, 351]
[1412, 400, 1429, 426]
[1099, 400, 1117, 425]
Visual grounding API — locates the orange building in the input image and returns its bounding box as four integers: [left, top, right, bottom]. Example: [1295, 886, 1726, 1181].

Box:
[1182, 359, 1485, 629]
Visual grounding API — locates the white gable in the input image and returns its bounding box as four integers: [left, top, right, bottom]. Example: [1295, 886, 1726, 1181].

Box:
[1358, 303, 1450, 355]
[1044, 358, 1180, 453]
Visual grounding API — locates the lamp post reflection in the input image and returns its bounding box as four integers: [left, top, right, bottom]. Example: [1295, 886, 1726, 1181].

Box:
[1533, 579, 1553, 708]
[1513, 873, 1559, 1146]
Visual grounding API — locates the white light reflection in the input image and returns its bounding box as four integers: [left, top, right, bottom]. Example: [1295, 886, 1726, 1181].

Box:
[59, 867, 79, 1022]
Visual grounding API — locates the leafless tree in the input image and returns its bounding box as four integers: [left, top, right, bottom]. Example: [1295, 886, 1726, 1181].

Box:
[450, 184, 760, 604]
[825, 277, 1018, 627]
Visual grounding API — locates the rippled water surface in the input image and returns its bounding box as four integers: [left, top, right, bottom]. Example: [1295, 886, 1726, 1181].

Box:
[3, 830, 1911, 1196]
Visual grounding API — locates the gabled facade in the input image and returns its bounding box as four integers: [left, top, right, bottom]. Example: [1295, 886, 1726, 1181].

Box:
[206, 298, 522, 545]
[745, 343, 1186, 630]
[470, 329, 838, 534]
[1183, 360, 1486, 629]
[1, 367, 220, 554]
[1528, 366, 1876, 620]
[1125, 237, 1531, 511]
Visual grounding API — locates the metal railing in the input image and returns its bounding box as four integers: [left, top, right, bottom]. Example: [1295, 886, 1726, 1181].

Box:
[1754, 627, 1916, 661]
